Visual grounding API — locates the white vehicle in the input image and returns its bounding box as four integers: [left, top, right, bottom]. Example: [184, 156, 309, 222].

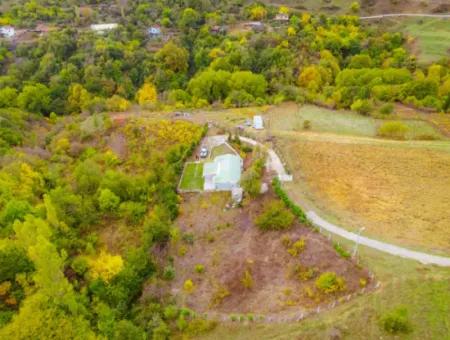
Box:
[199, 146, 208, 158]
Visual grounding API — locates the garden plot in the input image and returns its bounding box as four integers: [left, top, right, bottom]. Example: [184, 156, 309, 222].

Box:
[179, 162, 204, 191]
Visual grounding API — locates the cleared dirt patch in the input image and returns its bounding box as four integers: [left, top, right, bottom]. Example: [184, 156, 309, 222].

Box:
[154, 191, 370, 317]
[279, 134, 450, 254]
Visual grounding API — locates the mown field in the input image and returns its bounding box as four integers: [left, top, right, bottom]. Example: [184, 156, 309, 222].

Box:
[265, 103, 450, 254]
[390, 18, 450, 63]
[279, 133, 450, 254]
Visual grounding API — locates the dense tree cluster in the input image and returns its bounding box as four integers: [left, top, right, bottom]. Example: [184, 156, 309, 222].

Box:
[0, 115, 207, 338]
[0, 1, 446, 115]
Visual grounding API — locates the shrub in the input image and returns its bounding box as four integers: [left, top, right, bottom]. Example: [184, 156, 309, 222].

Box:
[272, 178, 307, 223]
[315, 272, 346, 294]
[119, 201, 147, 225]
[255, 201, 295, 231]
[380, 307, 412, 334]
[377, 121, 409, 140]
[379, 103, 394, 115]
[71, 256, 89, 276]
[194, 264, 205, 274]
[303, 120, 311, 130]
[240, 269, 253, 289]
[333, 243, 351, 258]
[183, 279, 195, 293]
[98, 188, 120, 213]
[163, 265, 175, 280]
[210, 285, 230, 307]
[351, 99, 373, 115]
[287, 238, 306, 257]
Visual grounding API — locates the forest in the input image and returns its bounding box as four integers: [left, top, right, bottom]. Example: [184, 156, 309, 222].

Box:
[0, 0, 449, 339]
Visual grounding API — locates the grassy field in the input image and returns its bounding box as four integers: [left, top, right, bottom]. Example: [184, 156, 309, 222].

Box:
[200, 238, 450, 339]
[179, 162, 204, 191]
[277, 133, 450, 254]
[390, 18, 450, 63]
[267, 103, 444, 140]
[210, 143, 236, 159]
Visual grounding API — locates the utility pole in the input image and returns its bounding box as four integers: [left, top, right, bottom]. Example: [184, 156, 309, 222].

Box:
[352, 227, 366, 258]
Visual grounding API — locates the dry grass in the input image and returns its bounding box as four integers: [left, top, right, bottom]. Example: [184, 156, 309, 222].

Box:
[278, 133, 450, 254]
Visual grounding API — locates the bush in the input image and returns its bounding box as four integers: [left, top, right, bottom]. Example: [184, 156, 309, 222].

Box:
[98, 188, 120, 213]
[119, 201, 147, 225]
[194, 264, 205, 274]
[303, 120, 311, 130]
[163, 265, 175, 280]
[315, 272, 346, 294]
[380, 307, 412, 334]
[255, 201, 295, 231]
[183, 279, 195, 293]
[272, 178, 307, 223]
[351, 99, 373, 115]
[377, 121, 409, 140]
[379, 103, 394, 115]
[333, 243, 351, 258]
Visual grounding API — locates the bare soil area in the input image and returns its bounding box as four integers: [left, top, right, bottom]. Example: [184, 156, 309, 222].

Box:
[148, 190, 370, 316]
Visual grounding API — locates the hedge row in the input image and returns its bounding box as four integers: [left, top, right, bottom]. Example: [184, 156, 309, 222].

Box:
[272, 178, 308, 224]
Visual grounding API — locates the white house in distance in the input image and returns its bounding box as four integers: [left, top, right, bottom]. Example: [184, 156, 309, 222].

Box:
[148, 25, 161, 38]
[253, 115, 264, 130]
[90, 23, 118, 34]
[0, 26, 15, 38]
[203, 154, 243, 191]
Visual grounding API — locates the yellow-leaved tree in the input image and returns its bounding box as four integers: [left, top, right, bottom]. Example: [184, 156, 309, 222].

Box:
[89, 251, 124, 282]
[250, 5, 267, 20]
[136, 82, 158, 107]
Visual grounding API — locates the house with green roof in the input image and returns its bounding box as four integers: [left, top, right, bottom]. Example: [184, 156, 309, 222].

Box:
[203, 154, 243, 191]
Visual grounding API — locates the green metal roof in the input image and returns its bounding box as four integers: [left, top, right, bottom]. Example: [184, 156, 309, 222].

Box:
[203, 154, 241, 184]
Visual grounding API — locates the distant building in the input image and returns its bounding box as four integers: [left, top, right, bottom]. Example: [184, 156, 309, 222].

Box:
[244, 21, 265, 32]
[274, 13, 289, 22]
[148, 25, 161, 38]
[0, 26, 15, 38]
[253, 115, 264, 130]
[210, 25, 227, 34]
[203, 154, 243, 191]
[90, 23, 118, 33]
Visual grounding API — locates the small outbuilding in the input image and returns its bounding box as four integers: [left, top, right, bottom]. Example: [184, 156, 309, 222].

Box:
[0, 26, 15, 38]
[253, 115, 264, 130]
[274, 13, 289, 22]
[90, 23, 118, 33]
[203, 154, 243, 191]
[148, 25, 161, 38]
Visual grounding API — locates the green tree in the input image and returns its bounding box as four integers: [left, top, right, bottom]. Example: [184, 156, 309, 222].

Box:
[0, 87, 18, 108]
[98, 188, 121, 213]
[255, 201, 295, 231]
[66, 83, 91, 113]
[179, 8, 201, 29]
[17, 83, 51, 114]
[156, 41, 189, 73]
[229, 71, 267, 98]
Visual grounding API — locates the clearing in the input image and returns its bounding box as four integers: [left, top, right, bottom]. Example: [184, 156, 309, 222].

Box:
[149, 190, 371, 318]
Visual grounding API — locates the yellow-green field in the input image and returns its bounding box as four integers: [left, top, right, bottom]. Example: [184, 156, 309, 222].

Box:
[265, 103, 450, 254]
[390, 18, 450, 63]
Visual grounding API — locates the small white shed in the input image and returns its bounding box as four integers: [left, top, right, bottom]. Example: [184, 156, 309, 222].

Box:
[0, 26, 15, 38]
[90, 23, 118, 33]
[253, 115, 264, 130]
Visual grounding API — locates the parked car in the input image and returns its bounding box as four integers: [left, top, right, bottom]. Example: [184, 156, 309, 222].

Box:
[199, 146, 208, 158]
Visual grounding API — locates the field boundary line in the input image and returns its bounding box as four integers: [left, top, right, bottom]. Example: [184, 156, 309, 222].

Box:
[360, 13, 450, 20]
[307, 211, 450, 267]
